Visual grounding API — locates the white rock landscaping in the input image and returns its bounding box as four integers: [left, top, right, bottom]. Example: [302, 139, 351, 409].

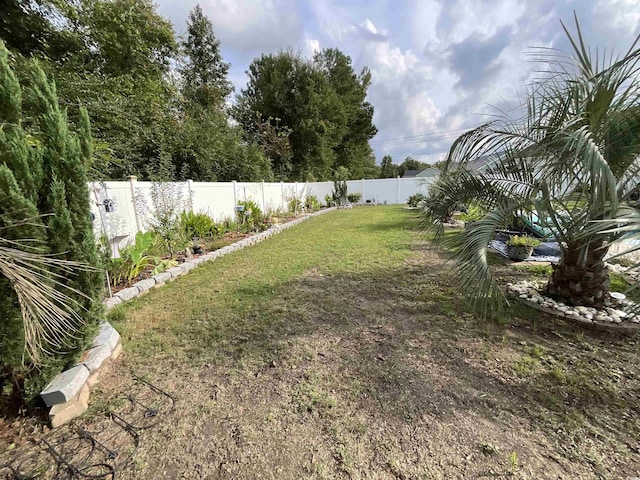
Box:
[507, 279, 640, 332]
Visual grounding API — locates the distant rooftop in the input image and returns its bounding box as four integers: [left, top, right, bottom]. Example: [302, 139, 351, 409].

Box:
[416, 167, 439, 178]
[402, 169, 420, 178]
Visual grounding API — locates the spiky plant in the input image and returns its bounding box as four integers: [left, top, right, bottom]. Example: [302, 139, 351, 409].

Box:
[422, 16, 640, 313]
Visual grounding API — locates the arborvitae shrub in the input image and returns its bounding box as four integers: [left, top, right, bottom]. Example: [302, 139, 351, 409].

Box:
[0, 41, 103, 405]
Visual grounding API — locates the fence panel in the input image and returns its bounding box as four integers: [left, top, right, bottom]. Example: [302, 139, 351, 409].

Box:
[88, 176, 435, 247]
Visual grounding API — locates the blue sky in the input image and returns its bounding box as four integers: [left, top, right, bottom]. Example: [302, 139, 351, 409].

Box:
[155, 0, 640, 164]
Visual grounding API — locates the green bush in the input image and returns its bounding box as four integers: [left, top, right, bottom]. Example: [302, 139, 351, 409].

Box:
[305, 195, 321, 211]
[137, 183, 190, 257]
[347, 193, 362, 204]
[460, 203, 484, 223]
[332, 166, 349, 206]
[407, 193, 426, 207]
[288, 197, 303, 214]
[0, 41, 103, 403]
[181, 211, 217, 239]
[237, 200, 264, 231]
[324, 194, 334, 207]
[107, 231, 156, 285]
[507, 235, 541, 247]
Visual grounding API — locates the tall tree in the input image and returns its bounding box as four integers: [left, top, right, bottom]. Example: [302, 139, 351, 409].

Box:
[398, 156, 431, 177]
[0, 41, 103, 403]
[180, 4, 233, 110]
[53, 0, 179, 180]
[234, 49, 377, 181]
[313, 49, 378, 178]
[380, 154, 397, 178]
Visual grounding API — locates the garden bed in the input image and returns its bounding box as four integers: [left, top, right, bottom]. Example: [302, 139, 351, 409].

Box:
[108, 230, 255, 295]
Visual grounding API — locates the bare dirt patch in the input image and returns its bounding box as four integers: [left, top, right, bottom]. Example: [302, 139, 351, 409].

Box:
[95, 248, 640, 477]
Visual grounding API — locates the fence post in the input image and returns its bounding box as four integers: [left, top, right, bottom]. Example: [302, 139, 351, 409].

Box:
[261, 180, 266, 212]
[396, 176, 401, 204]
[232, 180, 237, 206]
[128, 175, 141, 233]
[361, 178, 365, 203]
[187, 179, 194, 212]
[280, 181, 285, 210]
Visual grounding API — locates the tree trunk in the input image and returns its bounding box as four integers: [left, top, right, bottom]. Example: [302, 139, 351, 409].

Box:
[546, 241, 610, 308]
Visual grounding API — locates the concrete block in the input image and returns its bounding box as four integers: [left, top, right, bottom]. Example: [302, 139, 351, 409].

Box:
[181, 262, 196, 272]
[133, 278, 156, 292]
[82, 345, 111, 372]
[41, 365, 90, 407]
[189, 257, 207, 266]
[103, 296, 121, 311]
[152, 271, 172, 284]
[92, 321, 120, 351]
[49, 384, 89, 428]
[166, 265, 186, 278]
[115, 286, 139, 302]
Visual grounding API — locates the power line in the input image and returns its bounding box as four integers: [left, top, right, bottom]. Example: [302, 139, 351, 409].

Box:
[369, 126, 475, 146]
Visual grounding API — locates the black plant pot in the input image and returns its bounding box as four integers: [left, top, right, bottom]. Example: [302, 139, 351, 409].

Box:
[192, 245, 203, 255]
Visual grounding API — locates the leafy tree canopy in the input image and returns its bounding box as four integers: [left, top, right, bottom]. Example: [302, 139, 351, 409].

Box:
[234, 49, 378, 181]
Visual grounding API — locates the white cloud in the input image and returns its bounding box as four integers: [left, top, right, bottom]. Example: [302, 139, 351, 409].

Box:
[198, 0, 303, 52]
[155, 0, 640, 163]
[302, 36, 321, 58]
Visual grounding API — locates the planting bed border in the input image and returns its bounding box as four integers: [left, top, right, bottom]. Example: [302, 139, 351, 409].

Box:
[508, 281, 640, 334]
[40, 208, 336, 427]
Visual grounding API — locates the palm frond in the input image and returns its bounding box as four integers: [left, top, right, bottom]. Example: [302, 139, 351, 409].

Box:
[0, 241, 94, 364]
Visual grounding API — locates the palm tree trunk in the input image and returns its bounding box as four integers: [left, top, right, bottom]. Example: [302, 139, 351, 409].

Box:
[546, 241, 610, 308]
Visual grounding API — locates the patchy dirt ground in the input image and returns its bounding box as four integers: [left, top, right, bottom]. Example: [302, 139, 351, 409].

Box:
[2, 211, 639, 479]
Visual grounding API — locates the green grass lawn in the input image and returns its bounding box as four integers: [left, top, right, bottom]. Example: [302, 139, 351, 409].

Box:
[108, 206, 420, 367]
[49, 206, 640, 478]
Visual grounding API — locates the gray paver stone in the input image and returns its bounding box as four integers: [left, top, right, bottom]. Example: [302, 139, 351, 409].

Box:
[82, 344, 111, 372]
[92, 321, 120, 351]
[134, 278, 156, 292]
[152, 271, 172, 284]
[181, 262, 196, 272]
[167, 265, 186, 278]
[115, 286, 139, 301]
[103, 296, 121, 310]
[40, 365, 89, 407]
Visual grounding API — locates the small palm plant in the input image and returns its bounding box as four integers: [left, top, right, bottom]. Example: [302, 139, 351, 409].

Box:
[422, 16, 640, 312]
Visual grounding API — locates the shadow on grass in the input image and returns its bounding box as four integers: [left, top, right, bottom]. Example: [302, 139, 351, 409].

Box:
[164, 253, 640, 458]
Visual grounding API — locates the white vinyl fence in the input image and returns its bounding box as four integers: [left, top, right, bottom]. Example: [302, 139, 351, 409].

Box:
[89, 176, 433, 254]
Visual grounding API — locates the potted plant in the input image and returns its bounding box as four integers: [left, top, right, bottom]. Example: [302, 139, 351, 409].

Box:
[460, 203, 484, 230]
[506, 235, 541, 261]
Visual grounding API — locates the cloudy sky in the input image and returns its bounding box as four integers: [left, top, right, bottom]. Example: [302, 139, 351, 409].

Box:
[155, 0, 640, 165]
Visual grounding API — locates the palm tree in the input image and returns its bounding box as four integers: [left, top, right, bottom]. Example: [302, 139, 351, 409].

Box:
[422, 16, 640, 313]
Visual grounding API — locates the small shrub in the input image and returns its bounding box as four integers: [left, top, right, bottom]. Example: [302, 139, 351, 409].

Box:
[288, 197, 303, 214]
[332, 166, 349, 206]
[347, 193, 362, 204]
[459, 203, 484, 222]
[407, 193, 426, 207]
[507, 235, 541, 247]
[181, 211, 217, 239]
[305, 195, 321, 211]
[324, 194, 334, 207]
[136, 183, 190, 257]
[237, 200, 264, 231]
